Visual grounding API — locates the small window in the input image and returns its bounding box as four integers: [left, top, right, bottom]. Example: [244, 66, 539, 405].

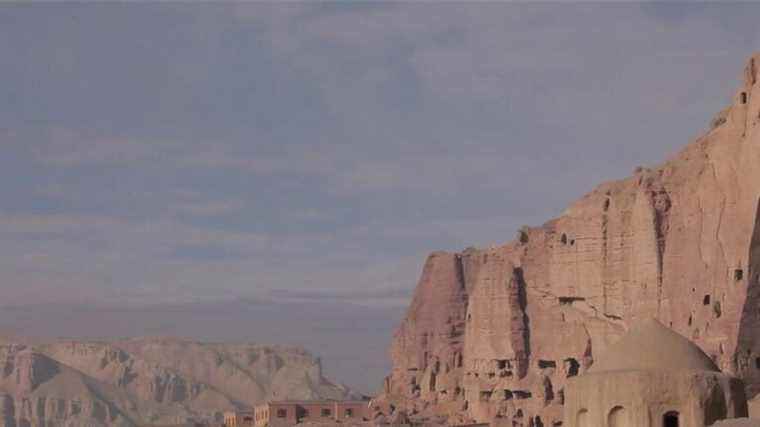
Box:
[735, 269, 744, 281]
[741, 92, 748, 104]
[277, 409, 287, 418]
[560, 234, 568, 245]
[703, 295, 711, 305]
[321, 408, 331, 417]
[663, 411, 679, 427]
[755, 357, 760, 369]
[345, 409, 354, 417]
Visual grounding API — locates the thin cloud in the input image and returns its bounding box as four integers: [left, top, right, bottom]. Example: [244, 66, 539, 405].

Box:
[2, 2, 760, 391]
[171, 199, 247, 217]
[29, 129, 171, 166]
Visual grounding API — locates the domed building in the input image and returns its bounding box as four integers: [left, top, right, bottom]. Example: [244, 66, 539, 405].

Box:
[564, 319, 748, 427]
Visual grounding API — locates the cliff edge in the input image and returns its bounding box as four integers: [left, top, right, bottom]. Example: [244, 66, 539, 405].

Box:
[378, 53, 760, 426]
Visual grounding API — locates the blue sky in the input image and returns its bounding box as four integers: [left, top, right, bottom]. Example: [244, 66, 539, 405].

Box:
[1, 3, 760, 392]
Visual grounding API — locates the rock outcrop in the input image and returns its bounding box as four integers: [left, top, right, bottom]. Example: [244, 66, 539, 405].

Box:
[379, 53, 760, 426]
[0, 338, 358, 426]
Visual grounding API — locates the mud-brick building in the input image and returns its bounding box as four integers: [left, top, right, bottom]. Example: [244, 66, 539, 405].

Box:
[223, 410, 254, 427]
[250, 400, 370, 426]
[564, 319, 748, 427]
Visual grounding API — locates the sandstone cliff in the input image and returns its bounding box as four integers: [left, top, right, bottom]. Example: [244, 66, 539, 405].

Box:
[0, 338, 358, 426]
[380, 53, 760, 427]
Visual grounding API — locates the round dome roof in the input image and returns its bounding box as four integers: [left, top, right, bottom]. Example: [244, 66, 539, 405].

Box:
[588, 318, 719, 373]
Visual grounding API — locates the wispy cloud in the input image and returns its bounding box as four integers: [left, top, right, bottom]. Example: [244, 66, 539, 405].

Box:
[29, 129, 173, 166]
[170, 199, 247, 217]
[2, 2, 760, 390]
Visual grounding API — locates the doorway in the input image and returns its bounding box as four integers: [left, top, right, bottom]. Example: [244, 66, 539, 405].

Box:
[663, 411, 679, 427]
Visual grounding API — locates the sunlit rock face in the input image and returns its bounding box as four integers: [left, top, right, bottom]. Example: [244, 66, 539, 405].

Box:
[379, 53, 760, 426]
[0, 338, 359, 426]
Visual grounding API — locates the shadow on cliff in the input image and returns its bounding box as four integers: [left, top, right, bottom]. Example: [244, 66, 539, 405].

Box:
[514, 267, 532, 362]
[737, 197, 760, 398]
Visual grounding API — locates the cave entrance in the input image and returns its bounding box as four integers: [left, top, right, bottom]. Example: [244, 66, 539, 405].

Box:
[663, 411, 679, 427]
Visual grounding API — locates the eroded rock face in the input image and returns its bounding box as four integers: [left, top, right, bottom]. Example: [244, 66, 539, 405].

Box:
[0, 338, 359, 426]
[0, 347, 135, 427]
[387, 252, 467, 406]
[380, 53, 760, 426]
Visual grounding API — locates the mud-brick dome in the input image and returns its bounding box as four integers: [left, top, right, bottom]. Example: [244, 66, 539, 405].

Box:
[589, 318, 719, 373]
[564, 318, 747, 427]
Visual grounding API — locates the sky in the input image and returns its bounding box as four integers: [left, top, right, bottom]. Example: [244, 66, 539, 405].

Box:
[1, 2, 760, 393]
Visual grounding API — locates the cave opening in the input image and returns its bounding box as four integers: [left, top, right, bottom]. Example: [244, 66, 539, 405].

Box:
[663, 411, 679, 427]
[538, 360, 556, 369]
[564, 358, 580, 377]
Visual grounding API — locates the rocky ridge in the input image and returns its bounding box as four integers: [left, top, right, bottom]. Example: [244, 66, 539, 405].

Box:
[378, 53, 760, 427]
[0, 337, 358, 426]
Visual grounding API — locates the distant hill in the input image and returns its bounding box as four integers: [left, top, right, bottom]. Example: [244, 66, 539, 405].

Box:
[0, 337, 360, 426]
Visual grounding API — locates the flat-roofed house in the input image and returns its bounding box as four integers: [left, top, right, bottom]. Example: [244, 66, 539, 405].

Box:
[251, 400, 370, 426]
[223, 410, 255, 427]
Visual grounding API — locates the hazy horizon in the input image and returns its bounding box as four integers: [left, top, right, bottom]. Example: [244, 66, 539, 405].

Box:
[3, 2, 760, 393]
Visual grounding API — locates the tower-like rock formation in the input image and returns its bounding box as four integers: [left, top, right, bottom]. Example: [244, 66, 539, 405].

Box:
[379, 53, 760, 426]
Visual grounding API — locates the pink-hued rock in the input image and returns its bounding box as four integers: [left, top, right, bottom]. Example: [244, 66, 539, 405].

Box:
[379, 53, 760, 426]
[0, 337, 359, 426]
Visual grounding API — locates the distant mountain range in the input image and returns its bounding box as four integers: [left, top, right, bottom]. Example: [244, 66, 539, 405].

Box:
[0, 336, 361, 426]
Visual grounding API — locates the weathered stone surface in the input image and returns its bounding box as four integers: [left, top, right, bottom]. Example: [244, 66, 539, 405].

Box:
[379, 53, 760, 426]
[0, 338, 358, 426]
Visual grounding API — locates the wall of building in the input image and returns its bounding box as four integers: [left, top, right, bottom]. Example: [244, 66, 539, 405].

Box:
[248, 401, 371, 426]
[224, 411, 255, 427]
[564, 371, 747, 427]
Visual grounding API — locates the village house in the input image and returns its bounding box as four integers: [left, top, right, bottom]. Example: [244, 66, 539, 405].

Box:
[224, 400, 371, 427]
[223, 410, 255, 427]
